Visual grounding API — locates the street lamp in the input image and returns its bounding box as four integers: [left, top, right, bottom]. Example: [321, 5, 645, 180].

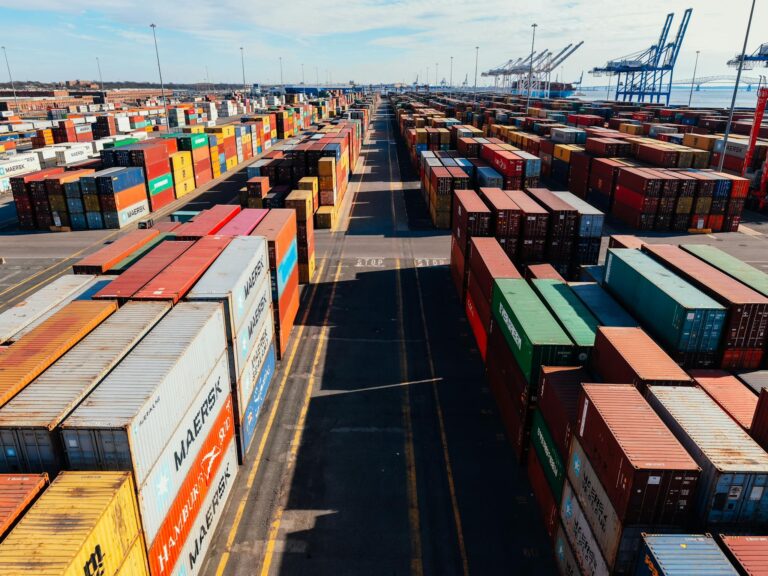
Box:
[240, 47, 246, 95]
[96, 56, 104, 93]
[473, 46, 479, 102]
[526, 23, 538, 113]
[719, 0, 756, 172]
[149, 24, 168, 125]
[1, 46, 18, 113]
[688, 50, 700, 107]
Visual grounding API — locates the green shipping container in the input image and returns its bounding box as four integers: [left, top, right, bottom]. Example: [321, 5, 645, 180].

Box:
[104, 138, 139, 150]
[604, 249, 726, 357]
[110, 233, 173, 274]
[530, 409, 565, 502]
[148, 173, 174, 196]
[492, 278, 574, 384]
[682, 244, 768, 299]
[531, 279, 598, 363]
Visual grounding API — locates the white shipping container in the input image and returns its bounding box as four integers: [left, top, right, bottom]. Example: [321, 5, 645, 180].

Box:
[169, 437, 239, 576]
[9, 275, 115, 341]
[116, 117, 131, 132]
[186, 236, 270, 335]
[0, 274, 96, 344]
[0, 302, 170, 475]
[56, 146, 91, 166]
[0, 153, 40, 180]
[238, 308, 274, 418]
[138, 353, 230, 542]
[560, 480, 610, 576]
[61, 302, 227, 483]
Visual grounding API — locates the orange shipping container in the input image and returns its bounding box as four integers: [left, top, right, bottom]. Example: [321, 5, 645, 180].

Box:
[0, 474, 48, 541]
[0, 300, 116, 407]
[73, 229, 161, 274]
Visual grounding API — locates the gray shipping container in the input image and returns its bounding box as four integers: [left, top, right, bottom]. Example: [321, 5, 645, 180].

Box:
[61, 302, 227, 484]
[736, 371, 768, 395]
[560, 479, 610, 576]
[0, 274, 95, 344]
[553, 192, 605, 238]
[646, 386, 768, 526]
[554, 523, 582, 576]
[0, 301, 170, 475]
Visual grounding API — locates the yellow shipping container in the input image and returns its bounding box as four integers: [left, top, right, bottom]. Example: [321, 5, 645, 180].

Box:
[114, 536, 150, 576]
[298, 176, 319, 195]
[554, 144, 573, 163]
[318, 157, 336, 176]
[285, 190, 313, 222]
[170, 151, 192, 172]
[225, 156, 238, 171]
[299, 252, 316, 284]
[682, 133, 718, 151]
[314, 205, 337, 230]
[175, 178, 196, 198]
[619, 123, 644, 135]
[0, 472, 145, 576]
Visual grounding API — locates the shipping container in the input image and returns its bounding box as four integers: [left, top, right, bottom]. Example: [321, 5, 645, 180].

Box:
[646, 386, 768, 526]
[635, 534, 738, 576]
[0, 474, 47, 540]
[527, 441, 559, 541]
[531, 280, 598, 363]
[576, 384, 700, 525]
[0, 300, 116, 408]
[682, 245, 768, 299]
[239, 336, 276, 455]
[560, 479, 610, 576]
[73, 228, 161, 274]
[605, 249, 726, 365]
[0, 302, 170, 475]
[93, 241, 193, 301]
[61, 302, 227, 485]
[132, 236, 231, 303]
[590, 327, 691, 389]
[526, 264, 566, 282]
[0, 472, 148, 575]
[719, 535, 768, 576]
[737, 372, 768, 396]
[554, 522, 582, 576]
[216, 208, 269, 236]
[538, 366, 589, 461]
[492, 278, 574, 384]
[530, 408, 566, 503]
[568, 283, 638, 328]
[453, 189, 491, 256]
[691, 370, 758, 432]
[552, 192, 605, 239]
[173, 205, 241, 239]
[0, 275, 96, 344]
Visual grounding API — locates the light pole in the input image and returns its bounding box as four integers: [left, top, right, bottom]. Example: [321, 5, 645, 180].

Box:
[473, 46, 479, 102]
[450, 56, 453, 97]
[240, 47, 246, 95]
[1, 46, 18, 113]
[688, 50, 700, 107]
[149, 24, 168, 125]
[526, 23, 538, 113]
[719, 0, 756, 172]
[96, 56, 104, 93]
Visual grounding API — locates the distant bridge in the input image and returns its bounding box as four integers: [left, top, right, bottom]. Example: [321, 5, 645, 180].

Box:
[672, 75, 765, 87]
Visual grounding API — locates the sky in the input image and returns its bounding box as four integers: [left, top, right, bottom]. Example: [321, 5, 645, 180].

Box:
[0, 0, 763, 86]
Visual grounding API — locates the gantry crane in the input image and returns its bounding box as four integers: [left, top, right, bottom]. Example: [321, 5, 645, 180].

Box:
[482, 41, 584, 97]
[729, 42, 768, 203]
[591, 8, 692, 104]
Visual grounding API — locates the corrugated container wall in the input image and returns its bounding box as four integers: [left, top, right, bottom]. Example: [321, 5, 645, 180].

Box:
[719, 535, 768, 575]
[635, 534, 738, 576]
[0, 474, 48, 540]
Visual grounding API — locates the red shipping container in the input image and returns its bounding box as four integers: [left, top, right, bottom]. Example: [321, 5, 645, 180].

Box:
[252, 208, 298, 272]
[93, 241, 194, 300]
[478, 187, 522, 239]
[73, 228, 160, 274]
[525, 263, 565, 282]
[175, 205, 242, 239]
[0, 473, 48, 540]
[526, 188, 578, 238]
[719, 535, 768, 576]
[576, 383, 700, 524]
[537, 366, 587, 463]
[486, 321, 534, 418]
[453, 189, 491, 256]
[450, 235, 466, 299]
[590, 326, 692, 390]
[608, 235, 644, 250]
[468, 237, 522, 306]
[750, 389, 768, 454]
[275, 268, 300, 359]
[527, 446, 558, 542]
[505, 190, 548, 239]
[691, 369, 758, 431]
[149, 186, 176, 212]
[465, 288, 487, 360]
[132, 235, 231, 303]
[217, 208, 269, 236]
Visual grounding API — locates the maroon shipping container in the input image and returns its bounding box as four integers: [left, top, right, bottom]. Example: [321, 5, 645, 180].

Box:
[616, 168, 663, 197]
[430, 166, 452, 195]
[751, 389, 768, 454]
[691, 370, 758, 432]
[719, 535, 768, 576]
[478, 187, 522, 240]
[452, 189, 491, 256]
[505, 190, 548, 239]
[576, 383, 700, 524]
[568, 151, 591, 199]
[93, 241, 194, 300]
[643, 245, 768, 357]
[526, 188, 578, 239]
[527, 445, 558, 542]
[590, 327, 692, 390]
[486, 323, 531, 461]
[526, 264, 566, 282]
[537, 366, 588, 460]
[468, 237, 522, 307]
[636, 143, 679, 167]
[450, 235, 466, 300]
[589, 158, 628, 202]
[131, 236, 231, 303]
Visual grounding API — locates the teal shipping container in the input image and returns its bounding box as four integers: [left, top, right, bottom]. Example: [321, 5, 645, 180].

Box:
[604, 249, 726, 364]
[492, 279, 573, 384]
[569, 282, 638, 328]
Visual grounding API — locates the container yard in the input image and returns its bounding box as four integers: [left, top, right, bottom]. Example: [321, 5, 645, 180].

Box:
[0, 3, 767, 573]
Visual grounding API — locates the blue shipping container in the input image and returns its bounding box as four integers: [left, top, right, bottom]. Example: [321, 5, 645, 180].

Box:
[635, 534, 738, 576]
[477, 166, 503, 189]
